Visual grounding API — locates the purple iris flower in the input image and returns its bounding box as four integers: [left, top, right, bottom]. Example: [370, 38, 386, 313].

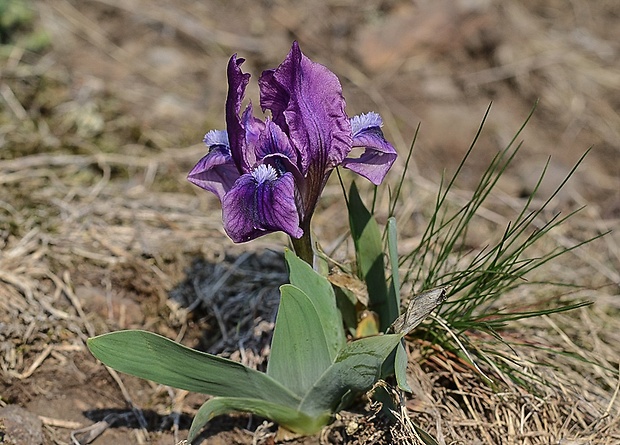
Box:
[188, 42, 397, 243]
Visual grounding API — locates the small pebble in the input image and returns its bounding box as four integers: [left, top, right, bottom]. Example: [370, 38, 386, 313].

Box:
[0, 405, 44, 445]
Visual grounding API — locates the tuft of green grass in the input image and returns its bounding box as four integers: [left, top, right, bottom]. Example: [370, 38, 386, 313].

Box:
[391, 103, 606, 389]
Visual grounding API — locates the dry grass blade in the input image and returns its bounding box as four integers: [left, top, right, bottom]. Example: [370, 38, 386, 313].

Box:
[390, 287, 448, 335]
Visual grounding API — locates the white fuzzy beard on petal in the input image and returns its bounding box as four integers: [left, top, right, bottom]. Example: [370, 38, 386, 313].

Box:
[350, 111, 383, 135]
[251, 164, 278, 184]
[203, 129, 230, 147]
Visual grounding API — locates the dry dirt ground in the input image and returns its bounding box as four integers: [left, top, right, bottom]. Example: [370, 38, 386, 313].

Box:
[1, 1, 619, 444]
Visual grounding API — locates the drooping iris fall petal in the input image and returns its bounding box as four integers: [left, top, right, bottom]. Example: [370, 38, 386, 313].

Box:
[341, 112, 398, 185]
[187, 130, 239, 200]
[222, 167, 302, 242]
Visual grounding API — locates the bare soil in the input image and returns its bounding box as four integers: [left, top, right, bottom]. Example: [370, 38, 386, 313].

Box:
[1, 1, 619, 444]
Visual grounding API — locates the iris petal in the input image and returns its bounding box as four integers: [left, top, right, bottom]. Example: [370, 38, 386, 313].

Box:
[255, 119, 297, 166]
[241, 104, 264, 168]
[188, 131, 240, 199]
[341, 112, 397, 185]
[258, 42, 351, 174]
[222, 171, 302, 242]
[226, 55, 252, 172]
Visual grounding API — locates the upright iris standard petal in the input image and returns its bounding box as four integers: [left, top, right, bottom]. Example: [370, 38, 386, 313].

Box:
[188, 130, 240, 199]
[341, 112, 397, 186]
[226, 55, 252, 172]
[222, 168, 302, 243]
[242, 104, 265, 168]
[258, 42, 352, 175]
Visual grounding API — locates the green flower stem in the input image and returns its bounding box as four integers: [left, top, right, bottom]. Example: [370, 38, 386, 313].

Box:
[291, 225, 313, 266]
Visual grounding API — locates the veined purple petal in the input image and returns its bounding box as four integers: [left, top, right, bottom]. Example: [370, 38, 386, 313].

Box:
[262, 153, 302, 185]
[342, 112, 397, 185]
[257, 69, 287, 131]
[226, 55, 251, 172]
[188, 135, 240, 200]
[255, 118, 297, 166]
[222, 169, 302, 242]
[241, 103, 264, 169]
[258, 42, 352, 174]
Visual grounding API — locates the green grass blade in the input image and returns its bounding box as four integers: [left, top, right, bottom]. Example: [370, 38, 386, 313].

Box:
[285, 249, 346, 361]
[267, 284, 333, 397]
[386, 217, 401, 311]
[412, 420, 441, 445]
[386, 217, 411, 391]
[188, 397, 331, 442]
[389, 123, 420, 218]
[87, 330, 300, 406]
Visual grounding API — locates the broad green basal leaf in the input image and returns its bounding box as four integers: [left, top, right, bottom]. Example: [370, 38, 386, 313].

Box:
[299, 333, 402, 417]
[285, 249, 346, 360]
[394, 340, 412, 392]
[188, 396, 331, 443]
[267, 284, 333, 397]
[87, 330, 300, 407]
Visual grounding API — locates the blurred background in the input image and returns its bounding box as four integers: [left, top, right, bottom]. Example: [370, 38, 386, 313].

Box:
[6, 0, 619, 209]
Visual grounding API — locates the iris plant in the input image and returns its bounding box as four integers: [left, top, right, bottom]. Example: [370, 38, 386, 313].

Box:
[188, 42, 396, 263]
[89, 43, 460, 442]
[87, 41, 587, 443]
